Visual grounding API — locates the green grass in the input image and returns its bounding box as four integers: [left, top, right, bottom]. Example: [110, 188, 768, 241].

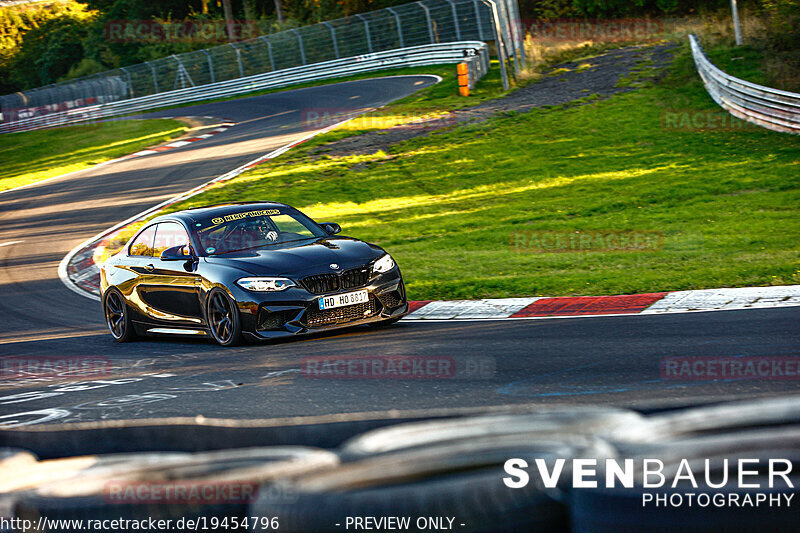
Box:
[0, 119, 188, 191]
[156, 42, 800, 300]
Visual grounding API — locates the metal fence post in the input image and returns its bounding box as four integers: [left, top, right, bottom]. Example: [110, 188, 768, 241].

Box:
[508, 0, 525, 68]
[120, 67, 134, 99]
[171, 54, 195, 90]
[356, 14, 373, 53]
[145, 61, 159, 93]
[290, 29, 306, 64]
[473, 0, 485, 41]
[482, 0, 508, 90]
[323, 22, 340, 58]
[230, 43, 245, 78]
[259, 36, 275, 71]
[416, 2, 435, 43]
[201, 49, 215, 83]
[386, 7, 404, 48]
[497, 0, 518, 77]
[445, 0, 461, 40]
[730, 0, 743, 45]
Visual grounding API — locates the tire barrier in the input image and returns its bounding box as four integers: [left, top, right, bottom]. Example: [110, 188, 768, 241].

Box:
[340, 406, 645, 459]
[608, 395, 800, 444]
[2, 396, 799, 532]
[0, 414, 447, 459]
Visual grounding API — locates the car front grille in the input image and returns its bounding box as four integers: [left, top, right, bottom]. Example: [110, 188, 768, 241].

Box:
[256, 309, 297, 331]
[302, 266, 369, 295]
[305, 295, 380, 327]
[302, 273, 340, 294]
[378, 290, 404, 310]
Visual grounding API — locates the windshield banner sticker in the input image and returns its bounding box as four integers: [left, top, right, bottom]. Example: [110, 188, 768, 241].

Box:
[210, 209, 280, 226]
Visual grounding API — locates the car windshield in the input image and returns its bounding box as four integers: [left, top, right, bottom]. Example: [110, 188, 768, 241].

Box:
[194, 208, 326, 255]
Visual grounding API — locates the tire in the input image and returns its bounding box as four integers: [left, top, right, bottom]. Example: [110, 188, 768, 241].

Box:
[252, 467, 567, 533]
[609, 395, 800, 444]
[205, 288, 242, 346]
[14, 447, 339, 529]
[103, 288, 138, 342]
[341, 406, 645, 458]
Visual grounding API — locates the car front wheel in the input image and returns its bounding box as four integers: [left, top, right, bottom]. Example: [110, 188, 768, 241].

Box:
[205, 288, 242, 346]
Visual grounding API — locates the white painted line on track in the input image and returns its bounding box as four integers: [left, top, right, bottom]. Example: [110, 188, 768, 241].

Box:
[0, 240, 23, 247]
[261, 109, 297, 120]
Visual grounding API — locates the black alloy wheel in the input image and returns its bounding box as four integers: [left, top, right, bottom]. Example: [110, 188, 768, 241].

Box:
[206, 288, 242, 346]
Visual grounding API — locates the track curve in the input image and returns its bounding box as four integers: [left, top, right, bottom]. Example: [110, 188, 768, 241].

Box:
[0, 76, 798, 428]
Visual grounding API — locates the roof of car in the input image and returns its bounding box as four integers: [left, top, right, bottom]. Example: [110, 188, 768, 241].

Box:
[154, 202, 291, 222]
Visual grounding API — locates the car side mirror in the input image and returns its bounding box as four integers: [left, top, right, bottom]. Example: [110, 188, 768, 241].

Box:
[160, 245, 194, 261]
[320, 222, 341, 235]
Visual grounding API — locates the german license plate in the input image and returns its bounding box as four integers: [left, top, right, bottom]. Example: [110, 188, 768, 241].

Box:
[318, 289, 369, 310]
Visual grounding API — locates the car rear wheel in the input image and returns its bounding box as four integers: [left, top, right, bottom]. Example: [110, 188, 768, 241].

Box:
[206, 288, 242, 346]
[103, 288, 138, 342]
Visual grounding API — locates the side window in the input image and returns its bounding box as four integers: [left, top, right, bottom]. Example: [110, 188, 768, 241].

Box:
[153, 222, 190, 257]
[272, 215, 313, 237]
[129, 225, 157, 256]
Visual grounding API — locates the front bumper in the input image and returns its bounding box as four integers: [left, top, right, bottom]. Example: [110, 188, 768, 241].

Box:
[235, 269, 408, 341]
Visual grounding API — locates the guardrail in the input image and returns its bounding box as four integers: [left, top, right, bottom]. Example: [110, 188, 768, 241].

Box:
[0, 42, 489, 134]
[689, 34, 800, 135]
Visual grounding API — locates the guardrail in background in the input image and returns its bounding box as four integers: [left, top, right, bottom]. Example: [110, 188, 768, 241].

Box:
[689, 34, 800, 135]
[0, 42, 490, 133]
[1, 0, 522, 131]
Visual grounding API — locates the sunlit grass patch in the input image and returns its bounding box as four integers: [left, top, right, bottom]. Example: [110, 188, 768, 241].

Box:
[0, 119, 187, 191]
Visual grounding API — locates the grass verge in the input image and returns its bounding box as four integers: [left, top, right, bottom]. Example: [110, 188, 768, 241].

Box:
[0, 119, 188, 192]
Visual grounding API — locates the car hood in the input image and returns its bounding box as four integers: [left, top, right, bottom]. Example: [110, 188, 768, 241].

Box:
[202, 237, 385, 276]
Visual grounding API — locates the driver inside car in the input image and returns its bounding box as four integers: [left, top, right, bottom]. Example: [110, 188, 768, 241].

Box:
[239, 218, 279, 249]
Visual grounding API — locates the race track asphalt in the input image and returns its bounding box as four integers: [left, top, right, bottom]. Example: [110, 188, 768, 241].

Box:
[0, 76, 798, 428]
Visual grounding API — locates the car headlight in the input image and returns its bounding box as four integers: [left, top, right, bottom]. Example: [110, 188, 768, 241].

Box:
[236, 277, 296, 292]
[372, 254, 395, 274]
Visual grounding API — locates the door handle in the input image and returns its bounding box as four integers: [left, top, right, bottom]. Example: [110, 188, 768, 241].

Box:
[144, 264, 155, 272]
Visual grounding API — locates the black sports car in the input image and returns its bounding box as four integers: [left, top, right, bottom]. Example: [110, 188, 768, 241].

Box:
[100, 202, 408, 345]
